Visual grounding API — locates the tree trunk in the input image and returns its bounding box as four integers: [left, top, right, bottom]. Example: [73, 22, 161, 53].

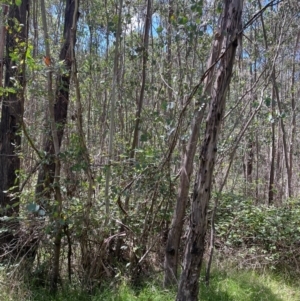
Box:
[258, 0, 291, 199]
[164, 4, 226, 286]
[0, 4, 8, 89]
[0, 0, 29, 247]
[176, 0, 243, 300]
[37, 0, 79, 292]
[36, 0, 78, 201]
[288, 31, 300, 197]
[130, 0, 152, 159]
[268, 88, 276, 205]
[104, 0, 123, 226]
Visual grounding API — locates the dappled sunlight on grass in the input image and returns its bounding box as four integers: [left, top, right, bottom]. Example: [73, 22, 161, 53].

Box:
[200, 269, 300, 301]
[0, 268, 299, 300]
[97, 283, 174, 301]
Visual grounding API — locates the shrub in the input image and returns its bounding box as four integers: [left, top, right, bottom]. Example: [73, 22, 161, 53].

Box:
[214, 194, 300, 270]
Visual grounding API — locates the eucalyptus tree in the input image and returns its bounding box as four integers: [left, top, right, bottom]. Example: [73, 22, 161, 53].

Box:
[36, 0, 79, 200]
[164, 0, 222, 286]
[2, 0, 300, 293]
[37, 0, 80, 292]
[176, 0, 243, 299]
[0, 0, 29, 247]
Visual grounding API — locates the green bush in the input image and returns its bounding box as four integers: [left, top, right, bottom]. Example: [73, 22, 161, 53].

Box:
[214, 194, 300, 268]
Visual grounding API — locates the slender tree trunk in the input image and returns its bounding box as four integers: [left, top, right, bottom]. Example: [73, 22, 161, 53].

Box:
[104, 0, 123, 226]
[166, 0, 173, 105]
[36, 0, 78, 201]
[41, 0, 60, 292]
[38, 0, 79, 292]
[176, 1, 243, 300]
[258, 0, 291, 198]
[164, 107, 206, 287]
[289, 31, 300, 196]
[32, 0, 38, 58]
[206, 85, 265, 284]
[0, 4, 8, 88]
[130, 0, 152, 158]
[268, 88, 276, 205]
[243, 51, 255, 193]
[70, 0, 95, 283]
[115, 0, 152, 263]
[164, 1, 225, 287]
[0, 0, 29, 247]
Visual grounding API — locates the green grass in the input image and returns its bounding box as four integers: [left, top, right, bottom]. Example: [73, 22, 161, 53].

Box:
[199, 268, 300, 301]
[1, 268, 299, 300]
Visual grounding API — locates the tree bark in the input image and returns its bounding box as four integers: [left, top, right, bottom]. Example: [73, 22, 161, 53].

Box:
[104, 0, 123, 226]
[268, 88, 276, 205]
[36, 0, 78, 201]
[37, 0, 79, 292]
[176, 0, 243, 300]
[164, 6, 227, 286]
[130, 0, 152, 158]
[0, 4, 8, 89]
[0, 0, 29, 246]
[258, 0, 291, 198]
[288, 31, 300, 197]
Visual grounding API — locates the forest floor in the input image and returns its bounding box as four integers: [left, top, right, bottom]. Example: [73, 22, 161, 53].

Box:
[1, 265, 299, 301]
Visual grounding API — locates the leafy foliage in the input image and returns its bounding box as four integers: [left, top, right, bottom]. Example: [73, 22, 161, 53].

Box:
[215, 194, 300, 269]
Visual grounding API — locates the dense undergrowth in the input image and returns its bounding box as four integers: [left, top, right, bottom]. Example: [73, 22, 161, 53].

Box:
[214, 194, 300, 271]
[1, 267, 299, 301]
[2, 193, 300, 300]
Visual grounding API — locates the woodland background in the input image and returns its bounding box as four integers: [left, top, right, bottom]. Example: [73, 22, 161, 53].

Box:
[0, 0, 300, 300]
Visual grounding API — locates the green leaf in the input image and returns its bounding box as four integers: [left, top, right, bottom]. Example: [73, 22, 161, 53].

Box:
[156, 26, 163, 34]
[16, 0, 22, 6]
[0, 87, 16, 96]
[264, 97, 271, 107]
[191, 2, 203, 14]
[178, 16, 188, 25]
